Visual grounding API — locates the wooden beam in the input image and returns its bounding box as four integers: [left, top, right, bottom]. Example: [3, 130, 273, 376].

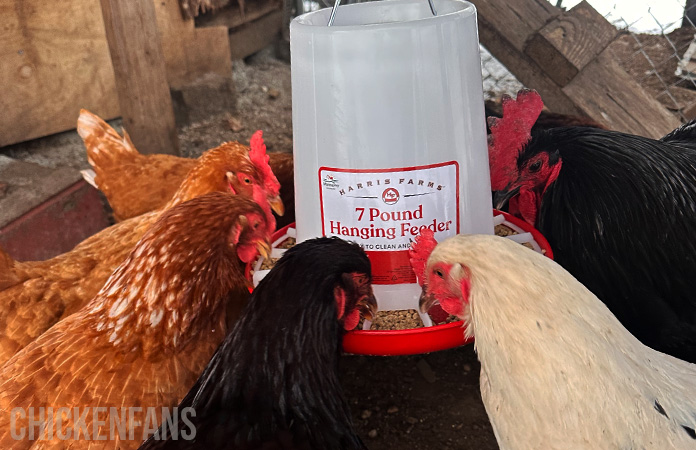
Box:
[563, 50, 680, 137]
[474, 0, 586, 117]
[194, 0, 281, 30]
[0, 0, 119, 147]
[0, 0, 232, 147]
[228, 9, 283, 60]
[99, 0, 179, 155]
[155, 0, 232, 90]
[474, 0, 680, 137]
[525, 1, 618, 86]
[473, 0, 558, 53]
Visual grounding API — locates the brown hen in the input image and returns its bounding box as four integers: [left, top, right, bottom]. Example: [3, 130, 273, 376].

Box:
[0, 192, 271, 449]
[78, 110, 295, 226]
[0, 134, 279, 366]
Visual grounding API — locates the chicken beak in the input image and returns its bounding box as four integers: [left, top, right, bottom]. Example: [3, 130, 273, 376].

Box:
[418, 286, 438, 314]
[268, 195, 285, 216]
[493, 185, 521, 210]
[358, 291, 378, 322]
[255, 240, 272, 260]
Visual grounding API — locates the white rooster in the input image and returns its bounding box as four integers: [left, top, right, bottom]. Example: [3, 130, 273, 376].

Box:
[414, 232, 696, 449]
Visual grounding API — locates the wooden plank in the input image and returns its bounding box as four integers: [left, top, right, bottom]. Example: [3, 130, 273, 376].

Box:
[655, 85, 696, 114]
[474, 0, 586, 117]
[0, 0, 231, 147]
[229, 9, 283, 60]
[472, 0, 558, 53]
[99, 0, 179, 155]
[155, 0, 232, 89]
[563, 50, 681, 138]
[479, 27, 585, 116]
[194, 0, 281, 30]
[525, 1, 618, 86]
[0, 0, 119, 147]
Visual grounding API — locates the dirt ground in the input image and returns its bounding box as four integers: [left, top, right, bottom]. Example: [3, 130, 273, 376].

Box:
[342, 346, 498, 449]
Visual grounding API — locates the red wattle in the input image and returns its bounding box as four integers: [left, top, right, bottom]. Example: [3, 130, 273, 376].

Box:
[237, 244, 259, 263]
[517, 188, 538, 226]
[343, 309, 361, 330]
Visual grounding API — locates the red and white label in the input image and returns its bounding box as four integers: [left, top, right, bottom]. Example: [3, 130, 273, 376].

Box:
[319, 162, 460, 285]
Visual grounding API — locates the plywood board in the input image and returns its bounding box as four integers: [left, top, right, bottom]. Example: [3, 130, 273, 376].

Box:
[0, 0, 231, 147]
[0, 0, 120, 147]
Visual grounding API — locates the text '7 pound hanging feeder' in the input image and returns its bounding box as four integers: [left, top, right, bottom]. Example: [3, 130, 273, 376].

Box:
[290, 0, 493, 337]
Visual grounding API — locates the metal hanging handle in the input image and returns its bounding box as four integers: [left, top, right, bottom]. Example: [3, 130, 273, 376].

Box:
[328, 0, 437, 26]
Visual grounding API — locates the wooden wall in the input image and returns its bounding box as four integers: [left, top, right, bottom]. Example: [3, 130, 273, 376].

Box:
[0, 0, 231, 147]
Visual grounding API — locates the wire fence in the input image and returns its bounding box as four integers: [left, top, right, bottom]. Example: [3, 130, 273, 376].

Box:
[481, 0, 696, 123]
[480, 47, 523, 101]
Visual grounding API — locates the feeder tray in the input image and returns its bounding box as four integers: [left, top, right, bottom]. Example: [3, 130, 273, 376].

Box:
[246, 210, 553, 356]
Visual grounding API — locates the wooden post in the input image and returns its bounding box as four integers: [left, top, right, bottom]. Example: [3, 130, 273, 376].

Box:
[99, 0, 180, 155]
[473, 0, 681, 138]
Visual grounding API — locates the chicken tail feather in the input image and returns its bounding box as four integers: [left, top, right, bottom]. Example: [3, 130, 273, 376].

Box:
[77, 109, 139, 175]
[80, 169, 98, 189]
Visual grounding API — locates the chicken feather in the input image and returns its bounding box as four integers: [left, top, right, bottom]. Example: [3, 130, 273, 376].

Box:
[0, 192, 271, 450]
[0, 139, 277, 366]
[138, 237, 376, 450]
[78, 110, 295, 227]
[490, 89, 696, 363]
[420, 234, 696, 450]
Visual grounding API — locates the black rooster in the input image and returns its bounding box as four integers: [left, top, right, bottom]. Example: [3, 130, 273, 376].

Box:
[490, 89, 696, 363]
[138, 237, 377, 450]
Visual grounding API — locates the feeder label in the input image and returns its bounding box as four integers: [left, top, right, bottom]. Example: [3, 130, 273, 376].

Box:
[319, 162, 459, 285]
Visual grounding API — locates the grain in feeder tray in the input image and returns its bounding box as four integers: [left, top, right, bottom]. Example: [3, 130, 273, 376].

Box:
[254, 224, 530, 331]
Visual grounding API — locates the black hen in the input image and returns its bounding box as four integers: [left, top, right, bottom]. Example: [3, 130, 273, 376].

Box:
[490, 89, 696, 363]
[138, 237, 377, 450]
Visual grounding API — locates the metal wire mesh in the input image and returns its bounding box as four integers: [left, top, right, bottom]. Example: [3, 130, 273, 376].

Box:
[480, 0, 696, 122]
[480, 46, 523, 101]
[606, 0, 696, 122]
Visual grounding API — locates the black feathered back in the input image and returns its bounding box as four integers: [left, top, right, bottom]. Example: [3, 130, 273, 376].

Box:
[139, 237, 371, 450]
[525, 126, 696, 361]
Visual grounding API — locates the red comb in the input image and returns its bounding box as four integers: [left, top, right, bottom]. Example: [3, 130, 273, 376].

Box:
[249, 131, 281, 197]
[488, 89, 544, 190]
[409, 228, 438, 287]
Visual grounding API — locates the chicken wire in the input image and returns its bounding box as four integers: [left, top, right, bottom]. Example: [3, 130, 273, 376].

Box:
[600, 0, 696, 122]
[480, 47, 523, 101]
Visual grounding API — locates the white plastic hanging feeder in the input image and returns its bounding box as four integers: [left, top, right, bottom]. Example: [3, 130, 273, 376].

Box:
[289, 0, 493, 330]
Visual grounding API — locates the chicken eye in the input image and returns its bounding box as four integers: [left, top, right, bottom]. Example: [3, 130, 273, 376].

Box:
[434, 268, 444, 278]
[243, 177, 252, 184]
[529, 161, 542, 173]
